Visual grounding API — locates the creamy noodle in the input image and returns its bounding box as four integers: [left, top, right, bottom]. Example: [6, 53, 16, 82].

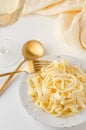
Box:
[27, 60, 86, 117]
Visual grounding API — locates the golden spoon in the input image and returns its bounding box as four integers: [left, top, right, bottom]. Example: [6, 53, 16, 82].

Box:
[22, 40, 44, 60]
[0, 40, 44, 94]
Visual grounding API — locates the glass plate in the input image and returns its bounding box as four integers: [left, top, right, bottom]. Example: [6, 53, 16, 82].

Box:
[19, 55, 86, 128]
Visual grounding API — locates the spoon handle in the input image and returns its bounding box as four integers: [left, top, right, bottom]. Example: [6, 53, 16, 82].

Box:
[0, 59, 26, 95]
[0, 70, 23, 77]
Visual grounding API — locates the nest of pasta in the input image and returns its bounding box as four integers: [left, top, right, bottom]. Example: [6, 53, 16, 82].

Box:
[27, 60, 86, 117]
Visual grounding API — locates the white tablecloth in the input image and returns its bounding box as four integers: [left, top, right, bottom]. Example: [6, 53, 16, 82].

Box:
[0, 14, 86, 130]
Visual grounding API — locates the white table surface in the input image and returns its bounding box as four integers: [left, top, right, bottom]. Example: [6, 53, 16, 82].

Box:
[0, 14, 86, 130]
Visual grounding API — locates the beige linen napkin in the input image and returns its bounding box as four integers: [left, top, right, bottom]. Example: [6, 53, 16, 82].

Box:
[23, 0, 86, 50]
[23, 0, 63, 14]
[57, 9, 86, 49]
[37, 0, 86, 15]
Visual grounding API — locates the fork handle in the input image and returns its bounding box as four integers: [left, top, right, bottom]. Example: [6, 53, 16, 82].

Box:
[0, 70, 24, 77]
[0, 60, 34, 77]
[0, 59, 26, 95]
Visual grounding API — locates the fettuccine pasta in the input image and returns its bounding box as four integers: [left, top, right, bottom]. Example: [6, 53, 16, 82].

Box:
[27, 60, 86, 117]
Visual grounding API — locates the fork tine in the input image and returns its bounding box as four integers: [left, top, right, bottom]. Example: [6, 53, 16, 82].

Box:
[33, 60, 51, 62]
[34, 63, 50, 67]
[33, 60, 51, 64]
[34, 65, 49, 69]
[34, 66, 48, 72]
[34, 64, 49, 70]
[33, 60, 51, 67]
[33, 60, 51, 71]
[34, 62, 50, 65]
[26, 60, 51, 73]
[34, 67, 43, 71]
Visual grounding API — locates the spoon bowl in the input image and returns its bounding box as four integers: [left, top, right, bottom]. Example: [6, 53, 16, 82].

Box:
[22, 40, 44, 60]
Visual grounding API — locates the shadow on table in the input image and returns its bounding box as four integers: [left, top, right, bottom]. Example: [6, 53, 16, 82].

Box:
[39, 122, 86, 130]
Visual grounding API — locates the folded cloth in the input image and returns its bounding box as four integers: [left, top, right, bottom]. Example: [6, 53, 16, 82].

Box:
[23, 0, 86, 50]
[57, 9, 86, 50]
[23, 0, 63, 14]
[36, 0, 86, 15]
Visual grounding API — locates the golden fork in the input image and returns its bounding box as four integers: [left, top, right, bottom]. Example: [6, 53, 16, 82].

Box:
[0, 60, 51, 95]
[0, 60, 51, 77]
[0, 60, 50, 95]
